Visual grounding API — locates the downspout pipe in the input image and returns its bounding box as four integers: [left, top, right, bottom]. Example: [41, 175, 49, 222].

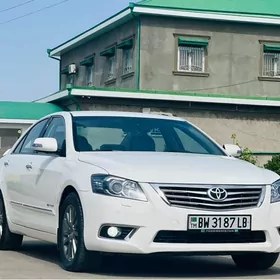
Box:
[129, 3, 141, 90]
[47, 49, 62, 91]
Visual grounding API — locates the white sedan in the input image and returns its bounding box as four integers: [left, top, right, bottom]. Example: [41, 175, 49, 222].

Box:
[0, 111, 280, 272]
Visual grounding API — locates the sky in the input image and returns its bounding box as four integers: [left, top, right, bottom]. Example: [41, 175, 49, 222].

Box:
[0, 0, 132, 102]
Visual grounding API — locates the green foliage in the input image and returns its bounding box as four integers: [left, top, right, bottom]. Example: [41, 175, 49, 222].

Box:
[264, 155, 280, 175]
[231, 134, 258, 165]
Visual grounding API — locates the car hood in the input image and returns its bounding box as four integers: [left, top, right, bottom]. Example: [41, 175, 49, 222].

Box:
[78, 152, 279, 185]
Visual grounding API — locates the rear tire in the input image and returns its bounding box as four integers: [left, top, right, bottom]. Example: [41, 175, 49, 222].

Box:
[58, 192, 102, 272]
[0, 192, 23, 250]
[232, 252, 279, 270]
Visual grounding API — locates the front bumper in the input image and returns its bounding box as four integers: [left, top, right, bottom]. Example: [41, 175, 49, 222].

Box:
[79, 183, 280, 255]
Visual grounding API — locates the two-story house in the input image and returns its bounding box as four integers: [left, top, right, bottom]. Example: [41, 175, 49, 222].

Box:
[36, 0, 280, 164]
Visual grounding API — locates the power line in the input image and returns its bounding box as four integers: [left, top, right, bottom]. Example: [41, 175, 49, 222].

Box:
[0, 0, 69, 25]
[0, 0, 36, 13]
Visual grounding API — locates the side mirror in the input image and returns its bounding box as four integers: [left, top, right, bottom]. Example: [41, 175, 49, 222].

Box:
[3, 149, 11, 156]
[223, 144, 243, 158]
[32, 138, 58, 153]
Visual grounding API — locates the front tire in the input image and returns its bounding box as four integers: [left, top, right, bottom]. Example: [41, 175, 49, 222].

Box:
[232, 252, 279, 270]
[58, 192, 102, 272]
[0, 192, 23, 250]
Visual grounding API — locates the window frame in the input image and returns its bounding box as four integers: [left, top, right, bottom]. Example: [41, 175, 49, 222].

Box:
[80, 56, 95, 86]
[122, 48, 133, 76]
[259, 41, 280, 81]
[100, 45, 117, 83]
[117, 38, 134, 77]
[177, 45, 205, 72]
[173, 34, 210, 77]
[41, 116, 67, 157]
[85, 64, 94, 86]
[107, 55, 116, 80]
[11, 118, 50, 155]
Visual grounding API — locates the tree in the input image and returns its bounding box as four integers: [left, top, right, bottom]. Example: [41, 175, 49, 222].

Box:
[264, 155, 280, 175]
[231, 134, 258, 165]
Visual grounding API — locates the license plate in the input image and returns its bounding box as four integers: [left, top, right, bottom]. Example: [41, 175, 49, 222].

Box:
[188, 215, 251, 232]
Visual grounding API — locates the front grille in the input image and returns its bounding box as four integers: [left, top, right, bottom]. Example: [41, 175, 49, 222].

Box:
[154, 230, 266, 244]
[153, 184, 264, 211]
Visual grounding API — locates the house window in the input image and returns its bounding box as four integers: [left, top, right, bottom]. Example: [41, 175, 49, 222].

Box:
[117, 39, 134, 75]
[122, 48, 133, 75]
[108, 56, 116, 80]
[100, 47, 116, 81]
[177, 37, 208, 73]
[85, 65, 94, 86]
[80, 57, 94, 86]
[262, 44, 280, 77]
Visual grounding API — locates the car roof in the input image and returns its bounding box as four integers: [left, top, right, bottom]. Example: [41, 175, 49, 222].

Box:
[67, 111, 185, 121]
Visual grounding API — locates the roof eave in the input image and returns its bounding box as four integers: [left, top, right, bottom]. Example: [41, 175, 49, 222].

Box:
[133, 5, 280, 25]
[70, 88, 280, 108]
[48, 7, 133, 58]
[34, 89, 69, 103]
[35, 87, 280, 108]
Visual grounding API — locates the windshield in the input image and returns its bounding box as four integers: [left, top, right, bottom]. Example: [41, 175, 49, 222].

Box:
[72, 116, 226, 156]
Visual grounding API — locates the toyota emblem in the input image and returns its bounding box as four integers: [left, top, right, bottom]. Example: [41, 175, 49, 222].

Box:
[207, 187, 228, 201]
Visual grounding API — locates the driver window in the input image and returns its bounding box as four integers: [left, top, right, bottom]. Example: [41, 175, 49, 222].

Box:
[15, 119, 49, 155]
[42, 117, 66, 154]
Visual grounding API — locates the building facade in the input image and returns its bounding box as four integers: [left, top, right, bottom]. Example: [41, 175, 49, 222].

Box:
[50, 1, 280, 98]
[38, 0, 280, 165]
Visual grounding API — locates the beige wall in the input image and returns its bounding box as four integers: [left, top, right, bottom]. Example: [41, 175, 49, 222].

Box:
[140, 16, 280, 97]
[61, 20, 138, 90]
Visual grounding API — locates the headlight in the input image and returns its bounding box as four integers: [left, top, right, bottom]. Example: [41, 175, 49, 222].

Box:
[271, 179, 280, 203]
[91, 174, 147, 202]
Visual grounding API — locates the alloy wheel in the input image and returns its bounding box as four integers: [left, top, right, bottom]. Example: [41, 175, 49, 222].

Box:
[62, 205, 78, 262]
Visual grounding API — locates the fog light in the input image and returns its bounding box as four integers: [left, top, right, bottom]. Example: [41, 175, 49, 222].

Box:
[99, 225, 136, 240]
[107, 226, 121, 238]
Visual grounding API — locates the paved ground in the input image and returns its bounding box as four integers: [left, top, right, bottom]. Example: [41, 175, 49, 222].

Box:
[1, 238, 280, 279]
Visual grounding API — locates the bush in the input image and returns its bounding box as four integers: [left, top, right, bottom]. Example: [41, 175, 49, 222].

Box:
[264, 155, 280, 176]
[231, 134, 258, 165]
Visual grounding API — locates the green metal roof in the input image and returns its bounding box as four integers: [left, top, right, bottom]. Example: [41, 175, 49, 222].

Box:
[136, 0, 280, 18]
[48, 1, 280, 59]
[35, 85, 280, 103]
[0, 102, 64, 120]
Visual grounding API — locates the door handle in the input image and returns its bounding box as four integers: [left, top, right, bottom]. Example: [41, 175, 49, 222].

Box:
[4, 162, 9, 167]
[26, 164, 32, 170]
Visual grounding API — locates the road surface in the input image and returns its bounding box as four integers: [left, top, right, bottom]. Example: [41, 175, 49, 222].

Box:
[1, 238, 280, 279]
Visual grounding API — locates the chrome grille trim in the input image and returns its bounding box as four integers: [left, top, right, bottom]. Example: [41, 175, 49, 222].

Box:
[151, 184, 266, 211]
